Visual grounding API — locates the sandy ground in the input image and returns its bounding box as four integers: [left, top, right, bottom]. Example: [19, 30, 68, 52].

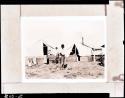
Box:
[25, 61, 104, 79]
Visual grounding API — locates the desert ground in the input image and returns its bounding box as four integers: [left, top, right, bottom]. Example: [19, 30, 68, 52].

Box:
[25, 57, 104, 79]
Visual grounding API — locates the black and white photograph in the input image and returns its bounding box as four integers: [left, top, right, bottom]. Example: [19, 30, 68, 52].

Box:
[21, 16, 107, 82]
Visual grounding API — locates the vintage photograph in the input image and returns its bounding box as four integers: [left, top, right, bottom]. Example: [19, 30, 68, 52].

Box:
[21, 16, 106, 82]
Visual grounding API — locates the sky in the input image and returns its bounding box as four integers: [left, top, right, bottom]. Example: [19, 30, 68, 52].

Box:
[21, 16, 106, 56]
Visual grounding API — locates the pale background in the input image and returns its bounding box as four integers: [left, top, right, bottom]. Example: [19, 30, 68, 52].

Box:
[1, 1, 124, 97]
[21, 16, 106, 56]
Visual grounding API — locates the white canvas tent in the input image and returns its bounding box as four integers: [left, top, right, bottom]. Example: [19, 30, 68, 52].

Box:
[74, 43, 93, 56]
[25, 40, 43, 57]
[25, 38, 104, 66]
[43, 41, 93, 57]
[25, 39, 94, 57]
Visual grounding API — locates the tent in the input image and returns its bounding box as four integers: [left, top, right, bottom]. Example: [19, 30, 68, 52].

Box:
[24, 37, 104, 65]
[25, 40, 93, 57]
[25, 40, 43, 57]
[69, 43, 93, 56]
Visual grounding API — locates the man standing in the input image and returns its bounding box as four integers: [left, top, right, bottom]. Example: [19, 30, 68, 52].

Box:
[54, 47, 59, 64]
[59, 44, 66, 68]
